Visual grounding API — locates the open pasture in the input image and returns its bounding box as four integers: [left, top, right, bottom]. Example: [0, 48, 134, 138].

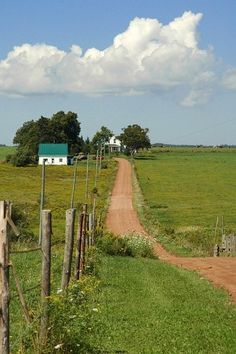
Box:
[134, 147, 236, 255]
[0, 146, 16, 161]
[0, 160, 114, 241]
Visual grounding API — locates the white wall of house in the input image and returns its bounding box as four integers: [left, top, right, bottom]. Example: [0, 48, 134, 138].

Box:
[38, 156, 68, 165]
[108, 136, 121, 152]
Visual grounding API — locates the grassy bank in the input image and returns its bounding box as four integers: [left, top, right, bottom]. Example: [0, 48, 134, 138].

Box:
[134, 148, 236, 255]
[88, 255, 236, 353]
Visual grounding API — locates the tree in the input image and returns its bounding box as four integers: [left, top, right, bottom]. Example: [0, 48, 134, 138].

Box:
[118, 124, 151, 155]
[11, 111, 81, 165]
[80, 137, 91, 154]
[91, 126, 113, 153]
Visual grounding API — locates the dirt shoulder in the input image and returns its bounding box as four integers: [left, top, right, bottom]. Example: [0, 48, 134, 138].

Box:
[105, 158, 236, 303]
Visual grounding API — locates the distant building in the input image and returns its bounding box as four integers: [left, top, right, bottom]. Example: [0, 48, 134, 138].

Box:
[107, 136, 122, 153]
[38, 143, 73, 165]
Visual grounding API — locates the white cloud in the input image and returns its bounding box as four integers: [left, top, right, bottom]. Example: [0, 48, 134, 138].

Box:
[222, 69, 236, 90]
[0, 12, 217, 105]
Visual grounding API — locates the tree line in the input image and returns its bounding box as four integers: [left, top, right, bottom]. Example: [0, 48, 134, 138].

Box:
[7, 111, 151, 166]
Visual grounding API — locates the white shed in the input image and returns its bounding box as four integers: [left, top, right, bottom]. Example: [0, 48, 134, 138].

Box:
[38, 143, 72, 165]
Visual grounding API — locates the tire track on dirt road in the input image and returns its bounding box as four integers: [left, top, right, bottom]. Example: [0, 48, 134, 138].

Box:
[105, 158, 236, 303]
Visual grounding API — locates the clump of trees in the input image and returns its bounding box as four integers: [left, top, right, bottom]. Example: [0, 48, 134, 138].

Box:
[9, 111, 151, 166]
[9, 111, 82, 166]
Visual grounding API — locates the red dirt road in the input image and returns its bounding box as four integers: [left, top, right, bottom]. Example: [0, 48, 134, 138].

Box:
[106, 158, 236, 303]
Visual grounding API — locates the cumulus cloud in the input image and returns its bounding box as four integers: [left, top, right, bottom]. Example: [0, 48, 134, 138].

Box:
[0, 11, 217, 105]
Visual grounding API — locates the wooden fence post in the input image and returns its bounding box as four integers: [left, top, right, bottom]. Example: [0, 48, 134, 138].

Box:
[39, 159, 46, 245]
[75, 212, 84, 280]
[40, 210, 52, 345]
[82, 205, 88, 270]
[88, 213, 93, 246]
[0, 201, 10, 354]
[75, 205, 88, 280]
[61, 208, 76, 290]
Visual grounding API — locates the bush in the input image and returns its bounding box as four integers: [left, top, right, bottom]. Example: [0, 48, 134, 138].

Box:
[10, 146, 35, 167]
[97, 232, 155, 258]
[43, 276, 103, 353]
[84, 246, 102, 276]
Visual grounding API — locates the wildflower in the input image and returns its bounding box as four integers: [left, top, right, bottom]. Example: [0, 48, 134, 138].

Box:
[54, 343, 63, 349]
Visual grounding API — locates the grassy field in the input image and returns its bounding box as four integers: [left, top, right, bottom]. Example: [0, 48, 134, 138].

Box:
[0, 145, 16, 160]
[134, 147, 236, 255]
[5, 153, 236, 353]
[0, 160, 114, 241]
[88, 255, 236, 353]
[0, 159, 116, 352]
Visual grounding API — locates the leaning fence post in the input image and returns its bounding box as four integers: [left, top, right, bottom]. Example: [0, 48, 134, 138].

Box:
[40, 210, 52, 345]
[0, 201, 10, 354]
[61, 208, 76, 290]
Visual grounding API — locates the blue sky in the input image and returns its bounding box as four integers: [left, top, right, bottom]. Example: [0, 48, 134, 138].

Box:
[1, 0, 236, 145]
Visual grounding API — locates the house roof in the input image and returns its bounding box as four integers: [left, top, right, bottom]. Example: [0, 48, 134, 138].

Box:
[38, 143, 68, 156]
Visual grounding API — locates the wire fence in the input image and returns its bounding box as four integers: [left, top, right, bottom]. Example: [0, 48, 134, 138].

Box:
[0, 149, 106, 353]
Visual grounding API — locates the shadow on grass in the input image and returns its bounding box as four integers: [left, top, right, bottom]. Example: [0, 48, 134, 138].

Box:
[134, 156, 157, 160]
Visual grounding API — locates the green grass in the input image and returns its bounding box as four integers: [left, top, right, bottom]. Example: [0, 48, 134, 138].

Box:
[134, 148, 236, 255]
[0, 159, 116, 352]
[88, 255, 236, 353]
[0, 146, 16, 160]
[0, 160, 115, 241]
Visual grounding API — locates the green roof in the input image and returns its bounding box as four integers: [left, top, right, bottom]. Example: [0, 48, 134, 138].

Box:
[38, 143, 68, 156]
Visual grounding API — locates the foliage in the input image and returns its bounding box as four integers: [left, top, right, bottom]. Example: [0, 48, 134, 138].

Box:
[118, 124, 151, 154]
[80, 136, 91, 154]
[45, 276, 102, 353]
[10, 145, 35, 166]
[12, 111, 81, 165]
[91, 126, 113, 153]
[97, 232, 155, 258]
[84, 246, 102, 276]
[134, 147, 236, 255]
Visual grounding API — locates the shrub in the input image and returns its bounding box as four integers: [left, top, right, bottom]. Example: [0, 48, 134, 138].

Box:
[43, 276, 103, 353]
[97, 232, 155, 258]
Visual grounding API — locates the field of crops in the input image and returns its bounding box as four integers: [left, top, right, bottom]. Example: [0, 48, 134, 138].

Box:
[134, 147, 236, 255]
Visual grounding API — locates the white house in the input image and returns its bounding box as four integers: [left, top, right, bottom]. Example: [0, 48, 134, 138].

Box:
[107, 136, 122, 153]
[38, 143, 73, 165]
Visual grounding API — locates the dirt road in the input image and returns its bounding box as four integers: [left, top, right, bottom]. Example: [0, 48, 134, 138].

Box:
[105, 158, 236, 303]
